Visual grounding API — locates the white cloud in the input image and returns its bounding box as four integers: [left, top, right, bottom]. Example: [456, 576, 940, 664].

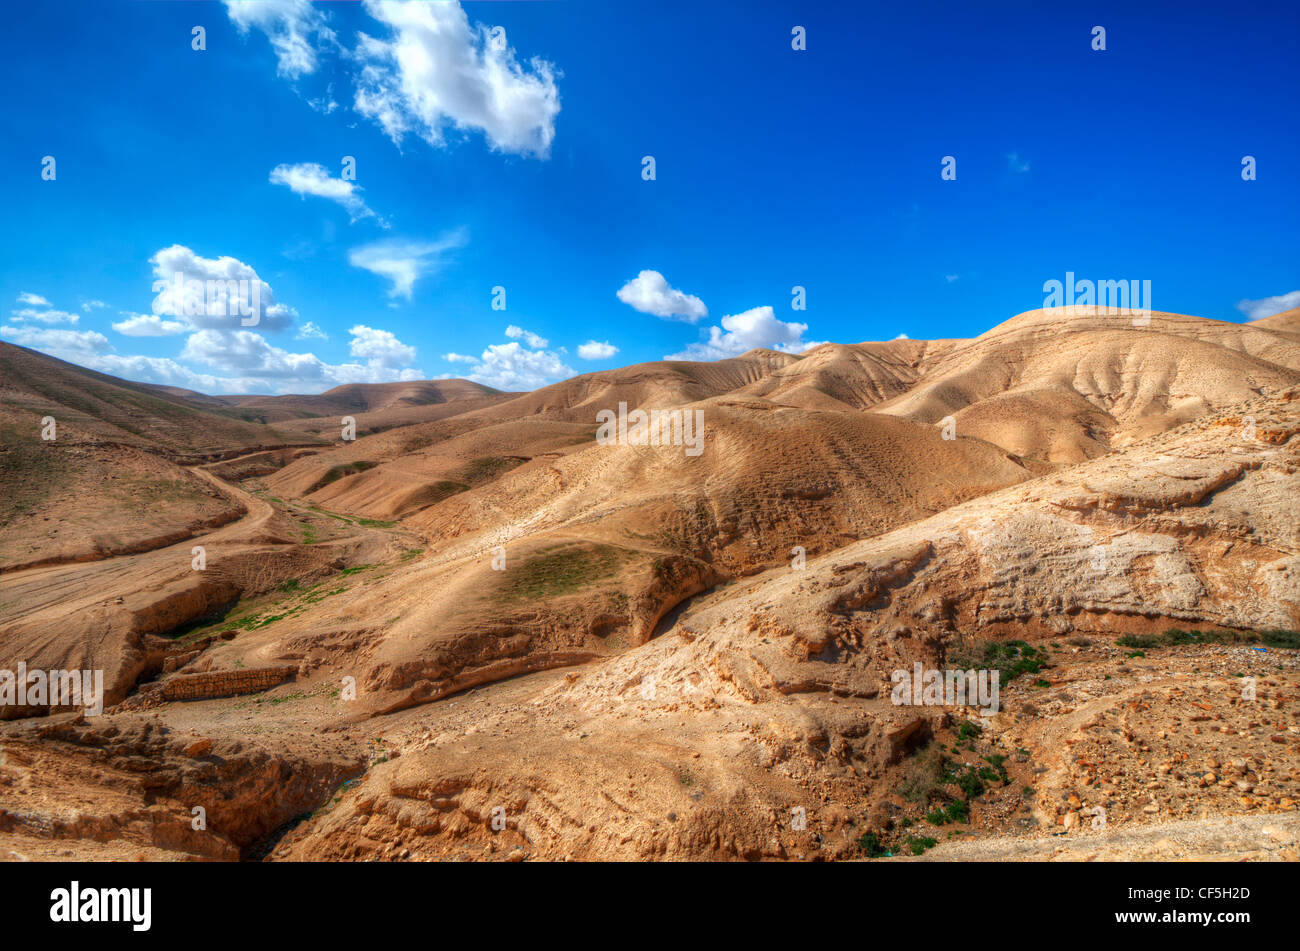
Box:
[17, 292, 49, 306]
[1237, 289, 1300, 321]
[616, 270, 707, 322]
[224, 0, 336, 79]
[348, 324, 416, 367]
[5, 257, 422, 396]
[269, 162, 386, 226]
[308, 84, 339, 115]
[1, 325, 109, 359]
[3, 321, 423, 395]
[10, 307, 79, 325]
[353, 0, 560, 158]
[664, 306, 822, 362]
[945, 274, 959, 283]
[113, 313, 188, 337]
[348, 231, 467, 299]
[0, 325, 241, 391]
[577, 340, 618, 360]
[893, 333, 910, 340]
[149, 244, 297, 331]
[505, 324, 548, 349]
[462, 341, 573, 390]
[442, 327, 573, 389]
[296, 321, 329, 340]
[180, 325, 421, 386]
[81, 299, 108, 311]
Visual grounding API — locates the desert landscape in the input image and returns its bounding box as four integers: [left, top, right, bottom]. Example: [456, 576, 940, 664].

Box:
[3, 304, 1297, 862]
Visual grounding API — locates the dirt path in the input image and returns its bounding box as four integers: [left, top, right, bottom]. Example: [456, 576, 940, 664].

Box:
[0, 467, 274, 624]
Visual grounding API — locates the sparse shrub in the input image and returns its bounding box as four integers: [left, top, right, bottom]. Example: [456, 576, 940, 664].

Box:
[858, 832, 887, 857]
[906, 835, 938, 856]
[899, 741, 946, 803]
[947, 638, 1050, 684]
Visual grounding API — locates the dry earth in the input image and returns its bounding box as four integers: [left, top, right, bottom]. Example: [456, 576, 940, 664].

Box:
[1, 306, 1297, 861]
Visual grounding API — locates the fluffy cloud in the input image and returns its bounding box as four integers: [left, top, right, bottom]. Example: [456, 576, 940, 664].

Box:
[505, 324, 548, 349]
[180, 325, 421, 385]
[664, 306, 823, 362]
[295, 321, 328, 340]
[3, 318, 423, 396]
[348, 324, 416, 367]
[226, 1, 560, 159]
[1237, 289, 1300, 321]
[353, 0, 560, 157]
[1, 324, 242, 391]
[81, 299, 108, 311]
[269, 162, 385, 225]
[17, 292, 49, 306]
[616, 270, 708, 322]
[9, 307, 79, 325]
[224, 0, 336, 79]
[348, 231, 467, 299]
[1, 325, 109, 359]
[113, 313, 188, 337]
[5, 248, 425, 395]
[441, 326, 572, 390]
[149, 245, 297, 331]
[460, 341, 573, 391]
[577, 340, 618, 360]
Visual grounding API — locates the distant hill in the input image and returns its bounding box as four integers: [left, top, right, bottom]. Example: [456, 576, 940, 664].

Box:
[213, 379, 506, 423]
[0, 340, 296, 455]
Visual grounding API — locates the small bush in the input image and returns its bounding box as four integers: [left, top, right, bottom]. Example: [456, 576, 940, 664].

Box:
[906, 835, 938, 856]
[858, 832, 888, 858]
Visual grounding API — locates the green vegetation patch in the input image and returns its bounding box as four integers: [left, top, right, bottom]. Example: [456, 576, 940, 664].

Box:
[317, 460, 377, 487]
[905, 835, 938, 856]
[498, 543, 634, 603]
[947, 638, 1050, 684]
[1117, 628, 1300, 650]
[219, 581, 349, 633]
[457, 455, 525, 486]
[857, 832, 888, 858]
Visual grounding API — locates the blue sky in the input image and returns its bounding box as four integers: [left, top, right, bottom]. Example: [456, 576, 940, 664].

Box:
[2, 0, 1297, 394]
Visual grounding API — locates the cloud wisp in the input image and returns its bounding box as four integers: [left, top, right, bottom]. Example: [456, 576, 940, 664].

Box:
[348, 230, 468, 300]
[270, 162, 387, 226]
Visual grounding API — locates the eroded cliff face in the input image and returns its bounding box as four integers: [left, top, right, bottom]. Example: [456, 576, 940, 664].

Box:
[0, 713, 364, 861]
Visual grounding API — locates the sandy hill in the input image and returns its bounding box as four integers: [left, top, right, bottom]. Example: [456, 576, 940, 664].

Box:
[872, 308, 1300, 463]
[470, 349, 800, 421]
[1251, 306, 1300, 335]
[733, 339, 958, 410]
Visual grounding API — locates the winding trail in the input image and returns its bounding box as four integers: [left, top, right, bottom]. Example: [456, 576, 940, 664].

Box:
[0, 467, 274, 625]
